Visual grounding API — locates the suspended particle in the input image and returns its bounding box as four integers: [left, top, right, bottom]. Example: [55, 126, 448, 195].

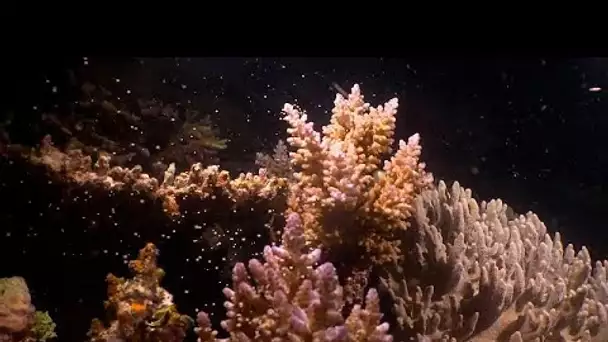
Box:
[589, 87, 602, 92]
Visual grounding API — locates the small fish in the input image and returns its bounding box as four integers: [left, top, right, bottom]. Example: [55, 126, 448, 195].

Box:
[130, 302, 147, 315]
[331, 82, 348, 97]
[101, 100, 119, 112]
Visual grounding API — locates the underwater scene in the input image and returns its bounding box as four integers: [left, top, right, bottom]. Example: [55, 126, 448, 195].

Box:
[1, 57, 608, 341]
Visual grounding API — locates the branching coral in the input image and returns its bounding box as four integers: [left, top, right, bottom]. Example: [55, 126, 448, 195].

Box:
[15, 135, 286, 216]
[380, 180, 608, 341]
[282, 84, 433, 266]
[5, 78, 608, 342]
[88, 243, 193, 342]
[195, 212, 393, 342]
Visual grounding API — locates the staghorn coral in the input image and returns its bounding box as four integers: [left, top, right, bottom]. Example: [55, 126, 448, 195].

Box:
[13, 135, 286, 216]
[195, 212, 393, 342]
[282, 84, 433, 267]
[0, 277, 57, 342]
[88, 243, 193, 342]
[380, 180, 608, 341]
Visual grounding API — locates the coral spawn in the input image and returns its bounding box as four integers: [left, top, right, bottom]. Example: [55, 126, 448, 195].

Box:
[3, 84, 608, 341]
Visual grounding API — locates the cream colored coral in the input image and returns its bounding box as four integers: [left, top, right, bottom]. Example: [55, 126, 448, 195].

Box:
[381, 180, 608, 341]
[283, 84, 433, 264]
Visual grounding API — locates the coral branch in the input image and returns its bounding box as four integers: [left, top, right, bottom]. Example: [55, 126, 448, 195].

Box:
[11, 135, 287, 216]
[282, 84, 433, 266]
[195, 213, 393, 342]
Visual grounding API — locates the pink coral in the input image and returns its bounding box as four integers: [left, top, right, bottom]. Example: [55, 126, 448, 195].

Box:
[195, 213, 393, 342]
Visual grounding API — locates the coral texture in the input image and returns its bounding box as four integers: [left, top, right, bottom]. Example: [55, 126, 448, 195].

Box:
[0, 277, 35, 337]
[282, 84, 433, 265]
[195, 212, 393, 342]
[15, 135, 286, 216]
[88, 243, 193, 342]
[381, 180, 608, 341]
[0, 277, 57, 342]
[4, 81, 608, 342]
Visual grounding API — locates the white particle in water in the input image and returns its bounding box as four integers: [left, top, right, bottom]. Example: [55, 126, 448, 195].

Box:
[52, 86, 58, 93]
[589, 87, 602, 92]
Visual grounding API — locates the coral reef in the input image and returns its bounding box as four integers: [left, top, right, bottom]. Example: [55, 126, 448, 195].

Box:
[380, 180, 608, 341]
[0, 277, 57, 342]
[88, 243, 193, 342]
[255, 139, 293, 179]
[4, 81, 608, 341]
[10, 135, 286, 216]
[195, 212, 392, 342]
[282, 84, 434, 266]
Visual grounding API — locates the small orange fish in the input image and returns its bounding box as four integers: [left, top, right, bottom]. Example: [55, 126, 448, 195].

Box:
[131, 302, 147, 314]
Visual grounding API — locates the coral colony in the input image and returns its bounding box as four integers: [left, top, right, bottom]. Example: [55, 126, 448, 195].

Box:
[2, 84, 608, 341]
